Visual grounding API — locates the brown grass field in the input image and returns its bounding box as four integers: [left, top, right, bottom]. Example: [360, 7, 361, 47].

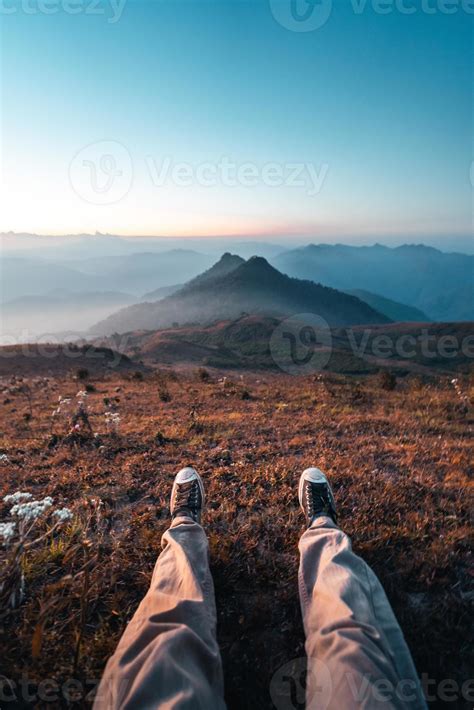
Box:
[0, 364, 472, 708]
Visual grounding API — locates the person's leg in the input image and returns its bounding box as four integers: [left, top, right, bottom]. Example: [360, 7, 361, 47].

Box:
[94, 467, 226, 710]
[298, 467, 427, 710]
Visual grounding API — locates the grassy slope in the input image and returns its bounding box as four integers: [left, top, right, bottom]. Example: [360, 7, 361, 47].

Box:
[0, 368, 472, 708]
[92, 317, 474, 375]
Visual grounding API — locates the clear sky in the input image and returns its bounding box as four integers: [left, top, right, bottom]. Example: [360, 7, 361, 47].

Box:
[0, 0, 472, 247]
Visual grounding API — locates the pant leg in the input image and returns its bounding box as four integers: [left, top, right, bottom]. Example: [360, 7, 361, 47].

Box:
[94, 516, 226, 710]
[298, 516, 427, 710]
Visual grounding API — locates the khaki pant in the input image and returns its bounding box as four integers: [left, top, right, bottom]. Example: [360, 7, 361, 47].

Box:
[94, 516, 427, 709]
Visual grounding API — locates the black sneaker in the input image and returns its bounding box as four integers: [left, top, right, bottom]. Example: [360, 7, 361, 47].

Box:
[170, 467, 205, 524]
[298, 467, 337, 526]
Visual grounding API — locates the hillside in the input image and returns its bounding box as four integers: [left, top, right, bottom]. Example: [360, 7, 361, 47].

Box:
[0, 343, 144, 377]
[141, 284, 182, 302]
[345, 289, 430, 322]
[92, 255, 390, 335]
[273, 244, 474, 321]
[94, 316, 474, 375]
[142, 253, 247, 302]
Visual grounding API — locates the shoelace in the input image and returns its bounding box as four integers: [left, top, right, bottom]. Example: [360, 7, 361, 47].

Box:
[305, 485, 331, 518]
[174, 480, 199, 512]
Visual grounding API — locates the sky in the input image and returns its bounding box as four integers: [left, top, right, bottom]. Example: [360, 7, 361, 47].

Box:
[0, 0, 472, 249]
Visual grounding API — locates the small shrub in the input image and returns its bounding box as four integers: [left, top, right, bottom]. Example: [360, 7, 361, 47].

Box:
[76, 368, 89, 380]
[188, 407, 204, 433]
[155, 431, 168, 446]
[132, 371, 144, 381]
[85, 383, 96, 393]
[197, 368, 211, 382]
[159, 387, 172, 403]
[378, 371, 396, 391]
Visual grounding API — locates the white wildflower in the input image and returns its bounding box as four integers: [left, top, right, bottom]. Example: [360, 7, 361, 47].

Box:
[3, 492, 32, 504]
[0, 454, 10, 464]
[0, 522, 16, 544]
[52, 507, 73, 522]
[10, 496, 54, 521]
[53, 396, 72, 417]
[105, 410, 121, 433]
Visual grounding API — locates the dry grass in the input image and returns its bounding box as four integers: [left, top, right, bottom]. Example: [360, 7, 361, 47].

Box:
[0, 368, 472, 708]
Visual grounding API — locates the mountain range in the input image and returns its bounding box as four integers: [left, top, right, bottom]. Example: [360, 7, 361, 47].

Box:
[1, 240, 471, 341]
[1, 290, 135, 341]
[0, 250, 215, 303]
[272, 244, 473, 321]
[91, 254, 390, 335]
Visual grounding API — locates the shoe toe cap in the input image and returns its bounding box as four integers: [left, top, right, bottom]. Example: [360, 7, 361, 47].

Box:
[302, 467, 328, 483]
[176, 466, 199, 483]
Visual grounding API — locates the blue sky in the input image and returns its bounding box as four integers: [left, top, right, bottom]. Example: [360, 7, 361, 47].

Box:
[0, 0, 472, 248]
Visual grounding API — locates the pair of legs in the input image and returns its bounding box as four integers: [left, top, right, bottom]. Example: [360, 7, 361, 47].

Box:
[94, 467, 427, 709]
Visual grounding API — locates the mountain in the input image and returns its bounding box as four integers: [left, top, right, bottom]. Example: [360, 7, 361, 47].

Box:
[179, 252, 245, 289]
[345, 289, 430, 322]
[0, 257, 97, 303]
[142, 253, 245, 301]
[0, 232, 289, 261]
[0, 290, 136, 342]
[141, 284, 182, 301]
[59, 249, 215, 294]
[273, 244, 473, 322]
[0, 249, 216, 307]
[91, 254, 390, 335]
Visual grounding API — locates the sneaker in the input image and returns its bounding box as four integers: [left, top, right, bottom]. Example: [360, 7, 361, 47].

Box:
[170, 466, 205, 524]
[298, 467, 337, 526]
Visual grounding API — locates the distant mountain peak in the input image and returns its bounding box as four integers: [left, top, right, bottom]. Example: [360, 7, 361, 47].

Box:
[92, 251, 390, 335]
[246, 255, 271, 265]
[179, 252, 244, 292]
[236, 255, 280, 277]
[216, 252, 245, 268]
